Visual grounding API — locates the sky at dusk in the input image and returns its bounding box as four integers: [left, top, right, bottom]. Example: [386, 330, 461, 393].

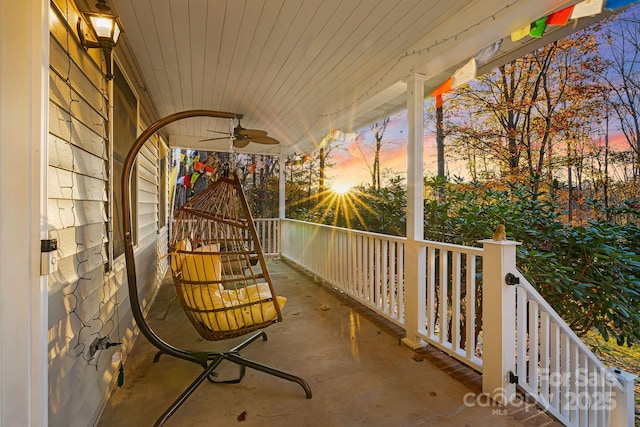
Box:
[324, 103, 632, 192]
[322, 4, 640, 193]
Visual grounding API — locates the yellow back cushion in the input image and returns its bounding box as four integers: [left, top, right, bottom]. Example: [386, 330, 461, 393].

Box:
[170, 239, 192, 272]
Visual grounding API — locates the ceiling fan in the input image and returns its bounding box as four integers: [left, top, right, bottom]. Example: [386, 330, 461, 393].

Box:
[200, 114, 279, 148]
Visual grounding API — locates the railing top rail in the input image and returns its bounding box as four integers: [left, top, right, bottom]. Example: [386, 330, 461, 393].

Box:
[417, 239, 484, 256]
[282, 219, 488, 256]
[515, 271, 623, 391]
[282, 218, 407, 243]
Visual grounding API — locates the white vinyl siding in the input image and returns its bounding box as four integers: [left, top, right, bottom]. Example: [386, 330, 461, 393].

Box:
[47, 1, 167, 426]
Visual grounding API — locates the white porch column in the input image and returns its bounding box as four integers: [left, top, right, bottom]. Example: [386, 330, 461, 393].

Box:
[0, 0, 49, 426]
[278, 154, 287, 219]
[401, 74, 427, 348]
[480, 239, 520, 404]
[279, 154, 286, 220]
[278, 154, 286, 255]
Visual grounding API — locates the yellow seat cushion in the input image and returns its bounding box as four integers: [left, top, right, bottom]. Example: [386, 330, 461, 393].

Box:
[238, 283, 287, 326]
[181, 282, 285, 332]
[182, 283, 245, 331]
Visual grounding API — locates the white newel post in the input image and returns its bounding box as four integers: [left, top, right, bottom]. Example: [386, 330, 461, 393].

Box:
[480, 239, 520, 404]
[609, 368, 637, 427]
[402, 74, 427, 348]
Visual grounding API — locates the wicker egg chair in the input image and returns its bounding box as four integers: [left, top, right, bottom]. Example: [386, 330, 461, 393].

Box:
[122, 110, 311, 427]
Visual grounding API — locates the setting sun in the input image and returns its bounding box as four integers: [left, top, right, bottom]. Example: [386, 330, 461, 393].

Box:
[330, 181, 353, 195]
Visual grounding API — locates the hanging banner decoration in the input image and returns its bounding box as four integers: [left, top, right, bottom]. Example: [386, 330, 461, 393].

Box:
[180, 152, 186, 162]
[547, 6, 575, 25]
[193, 161, 205, 173]
[605, 0, 640, 10]
[511, 24, 530, 41]
[452, 58, 477, 88]
[435, 94, 444, 108]
[184, 174, 191, 188]
[474, 39, 503, 68]
[570, 0, 604, 18]
[529, 16, 548, 37]
[431, 77, 453, 98]
[205, 165, 215, 177]
[247, 163, 257, 173]
[177, 176, 185, 185]
[302, 155, 311, 163]
[330, 129, 344, 140]
[190, 172, 201, 185]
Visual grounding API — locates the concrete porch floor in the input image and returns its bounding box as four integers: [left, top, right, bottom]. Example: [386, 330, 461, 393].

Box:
[97, 259, 559, 427]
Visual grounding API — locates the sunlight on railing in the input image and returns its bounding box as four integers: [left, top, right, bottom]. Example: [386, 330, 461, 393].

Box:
[281, 219, 406, 325]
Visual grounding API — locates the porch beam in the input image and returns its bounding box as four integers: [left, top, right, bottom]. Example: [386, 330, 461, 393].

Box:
[401, 73, 427, 348]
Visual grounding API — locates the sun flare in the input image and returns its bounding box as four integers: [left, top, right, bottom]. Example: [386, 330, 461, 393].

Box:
[330, 181, 353, 195]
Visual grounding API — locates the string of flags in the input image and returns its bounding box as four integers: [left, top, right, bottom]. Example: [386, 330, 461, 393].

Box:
[430, 0, 638, 107]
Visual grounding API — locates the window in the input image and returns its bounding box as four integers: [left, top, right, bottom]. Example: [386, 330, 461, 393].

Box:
[112, 62, 138, 259]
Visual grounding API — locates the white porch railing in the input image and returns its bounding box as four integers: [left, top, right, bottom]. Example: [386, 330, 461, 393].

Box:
[514, 272, 631, 427]
[415, 240, 484, 371]
[279, 219, 405, 326]
[255, 218, 636, 427]
[253, 218, 280, 256]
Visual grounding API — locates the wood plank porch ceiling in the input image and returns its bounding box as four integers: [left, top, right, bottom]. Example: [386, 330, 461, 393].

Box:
[105, 0, 591, 155]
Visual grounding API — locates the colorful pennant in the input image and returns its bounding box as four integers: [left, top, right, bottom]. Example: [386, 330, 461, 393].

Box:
[431, 78, 453, 98]
[529, 16, 548, 37]
[547, 6, 575, 25]
[511, 24, 531, 41]
[193, 161, 205, 173]
[474, 39, 503, 68]
[570, 0, 604, 18]
[452, 58, 477, 88]
[605, 0, 640, 10]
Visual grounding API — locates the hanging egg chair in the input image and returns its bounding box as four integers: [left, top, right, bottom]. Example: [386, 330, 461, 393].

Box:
[122, 110, 311, 427]
[170, 171, 285, 340]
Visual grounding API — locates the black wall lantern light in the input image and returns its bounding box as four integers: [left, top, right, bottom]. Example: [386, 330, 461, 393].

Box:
[76, 1, 121, 80]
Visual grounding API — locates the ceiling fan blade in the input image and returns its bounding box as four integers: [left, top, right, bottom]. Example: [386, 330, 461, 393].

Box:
[250, 135, 280, 145]
[206, 129, 230, 135]
[199, 136, 231, 142]
[233, 138, 251, 148]
[237, 128, 268, 138]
